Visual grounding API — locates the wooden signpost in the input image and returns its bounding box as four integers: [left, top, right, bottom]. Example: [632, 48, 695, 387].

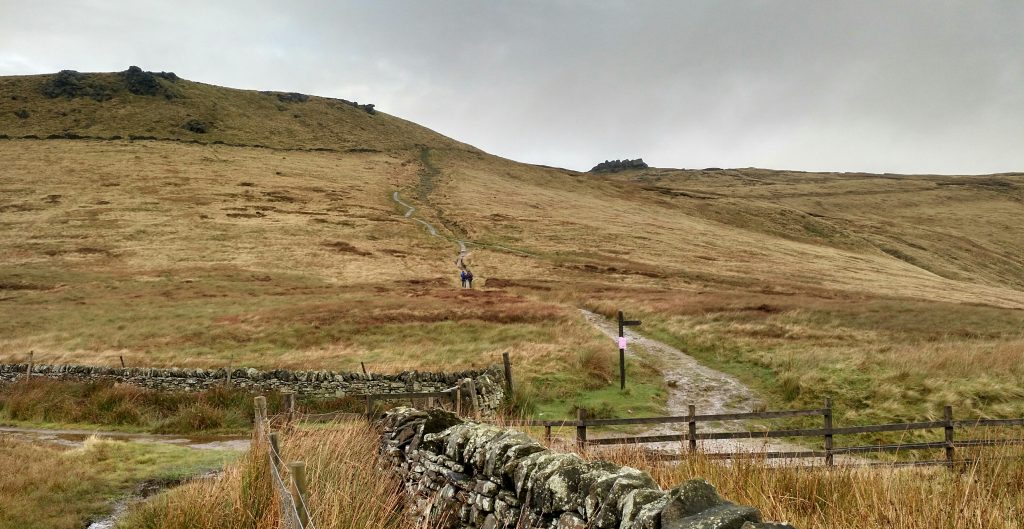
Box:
[617, 311, 642, 390]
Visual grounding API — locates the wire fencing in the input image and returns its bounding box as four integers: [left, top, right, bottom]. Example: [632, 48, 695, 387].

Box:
[253, 396, 315, 529]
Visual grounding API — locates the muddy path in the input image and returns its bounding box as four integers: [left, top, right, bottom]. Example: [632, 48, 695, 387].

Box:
[393, 190, 467, 264]
[580, 309, 854, 463]
[0, 425, 250, 451]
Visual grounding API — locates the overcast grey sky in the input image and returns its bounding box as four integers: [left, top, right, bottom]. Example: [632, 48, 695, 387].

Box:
[1, 1, 1022, 174]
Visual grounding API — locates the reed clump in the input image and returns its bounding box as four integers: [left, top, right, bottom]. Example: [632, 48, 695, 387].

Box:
[119, 421, 410, 529]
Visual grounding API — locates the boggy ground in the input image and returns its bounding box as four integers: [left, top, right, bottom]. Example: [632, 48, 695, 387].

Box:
[0, 435, 237, 529]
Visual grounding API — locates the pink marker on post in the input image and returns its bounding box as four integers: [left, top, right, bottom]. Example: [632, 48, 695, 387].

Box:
[618, 336, 628, 350]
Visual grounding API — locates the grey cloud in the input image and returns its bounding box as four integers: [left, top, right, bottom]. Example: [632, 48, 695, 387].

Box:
[0, 0, 1022, 173]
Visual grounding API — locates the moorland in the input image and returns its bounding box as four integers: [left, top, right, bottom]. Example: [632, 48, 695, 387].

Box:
[2, 68, 1024, 528]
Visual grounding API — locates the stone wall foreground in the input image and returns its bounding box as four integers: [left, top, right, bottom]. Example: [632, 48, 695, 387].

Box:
[0, 363, 505, 416]
[379, 408, 796, 529]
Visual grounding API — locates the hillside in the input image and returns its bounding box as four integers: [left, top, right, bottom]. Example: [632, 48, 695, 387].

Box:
[1, 69, 1023, 424]
[0, 67, 474, 152]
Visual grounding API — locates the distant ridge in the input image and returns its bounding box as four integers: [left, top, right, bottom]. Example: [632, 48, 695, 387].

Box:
[0, 67, 476, 153]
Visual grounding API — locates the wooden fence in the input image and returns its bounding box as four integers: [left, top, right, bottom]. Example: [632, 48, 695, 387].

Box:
[252, 389, 471, 528]
[508, 400, 1024, 469]
[290, 387, 465, 423]
[254, 396, 314, 529]
[364, 388, 462, 419]
[277, 387, 1024, 470]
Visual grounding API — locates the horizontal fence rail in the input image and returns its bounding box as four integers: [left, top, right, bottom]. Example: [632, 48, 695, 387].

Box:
[363, 387, 461, 419]
[512, 400, 1024, 469]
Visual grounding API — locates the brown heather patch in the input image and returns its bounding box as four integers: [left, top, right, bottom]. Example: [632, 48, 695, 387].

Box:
[322, 240, 373, 256]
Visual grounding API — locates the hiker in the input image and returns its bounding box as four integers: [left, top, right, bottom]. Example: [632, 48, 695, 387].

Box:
[456, 251, 473, 288]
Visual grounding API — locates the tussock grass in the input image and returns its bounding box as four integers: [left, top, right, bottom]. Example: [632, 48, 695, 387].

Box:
[118, 436, 278, 529]
[120, 421, 410, 529]
[587, 443, 1024, 529]
[0, 436, 235, 529]
[121, 417, 1024, 529]
[0, 378, 258, 433]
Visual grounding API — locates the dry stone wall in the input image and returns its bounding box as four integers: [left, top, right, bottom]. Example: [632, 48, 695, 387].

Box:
[0, 363, 504, 415]
[379, 408, 795, 529]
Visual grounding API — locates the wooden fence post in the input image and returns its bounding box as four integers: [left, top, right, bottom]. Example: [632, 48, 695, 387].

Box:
[365, 395, 373, 420]
[26, 351, 33, 380]
[282, 391, 295, 423]
[823, 398, 834, 467]
[253, 396, 267, 437]
[576, 408, 588, 450]
[454, 388, 462, 416]
[119, 355, 125, 368]
[687, 404, 698, 453]
[502, 352, 514, 394]
[289, 461, 310, 528]
[225, 365, 232, 387]
[269, 432, 283, 470]
[466, 378, 481, 419]
[361, 362, 367, 375]
[944, 405, 955, 470]
[544, 424, 552, 444]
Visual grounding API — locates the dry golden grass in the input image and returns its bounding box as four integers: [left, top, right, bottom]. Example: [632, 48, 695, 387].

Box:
[589, 443, 1024, 529]
[120, 422, 410, 529]
[2, 71, 1023, 429]
[0, 71, 472, 153]
[433, 149, 1024, 308]
[0, 139, 669, 416]
[0, 436, 236, 529]
[121, 417, 1024, 529]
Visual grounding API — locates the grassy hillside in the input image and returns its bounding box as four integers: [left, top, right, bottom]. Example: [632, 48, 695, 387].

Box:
[0, 67, 474, 152]
[1, 69, 1022, 424]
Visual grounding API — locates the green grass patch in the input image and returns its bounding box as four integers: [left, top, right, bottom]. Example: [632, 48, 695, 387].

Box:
[0, 437, 238, 529]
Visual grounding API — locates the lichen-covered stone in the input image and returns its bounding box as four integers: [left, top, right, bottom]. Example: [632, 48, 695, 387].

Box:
[0, 363, 503, 416]
[661, 480, 725, 519]
[666, 504, 760, 529]
[629, 493, 669, 529]
[513, 452, 557, 496]
[376, 409, 791, 529]
[660, 480, 760, 529]
[483, 431, 535, 475]
[594, 473, 659, 528]
[530, 455, 587, 513]
[619, 489, 666, 529]
[556, 512, 588, 529]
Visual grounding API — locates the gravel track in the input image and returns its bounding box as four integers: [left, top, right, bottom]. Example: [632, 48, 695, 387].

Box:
[580, 309, 848, 462]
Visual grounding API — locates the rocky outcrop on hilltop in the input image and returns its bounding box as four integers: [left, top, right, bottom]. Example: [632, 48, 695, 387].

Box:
[590, 158, 649, 173]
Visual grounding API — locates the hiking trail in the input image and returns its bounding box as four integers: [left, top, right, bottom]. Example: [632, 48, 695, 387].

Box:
[580, 309, 857, 462]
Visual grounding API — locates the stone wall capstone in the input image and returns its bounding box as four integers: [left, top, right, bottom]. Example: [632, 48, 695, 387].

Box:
[378, 407, 796, 529]
[0, 363, 504, 416]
